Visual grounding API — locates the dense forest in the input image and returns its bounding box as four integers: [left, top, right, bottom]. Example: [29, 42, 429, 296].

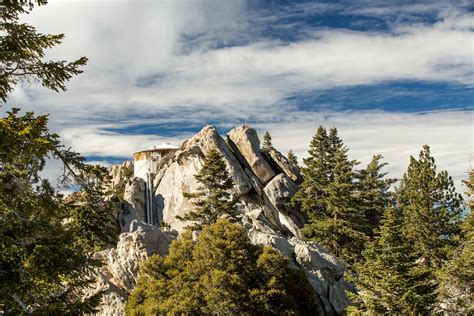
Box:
[1, 1, 472, 315]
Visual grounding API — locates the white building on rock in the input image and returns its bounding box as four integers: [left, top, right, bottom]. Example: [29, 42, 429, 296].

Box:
[133, 143, 179, 225]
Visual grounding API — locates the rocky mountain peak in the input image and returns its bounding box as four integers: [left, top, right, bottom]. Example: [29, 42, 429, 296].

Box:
[90, 124, 351, 315]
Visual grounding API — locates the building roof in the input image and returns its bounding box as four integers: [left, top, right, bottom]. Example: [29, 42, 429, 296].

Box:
[133, 143, 179, 155]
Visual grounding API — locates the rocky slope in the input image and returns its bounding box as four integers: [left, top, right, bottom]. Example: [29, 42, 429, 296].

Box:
[91, 125, 352, 315]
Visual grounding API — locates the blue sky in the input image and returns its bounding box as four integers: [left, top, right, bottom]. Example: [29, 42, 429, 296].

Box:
[7, 0, 474, 190]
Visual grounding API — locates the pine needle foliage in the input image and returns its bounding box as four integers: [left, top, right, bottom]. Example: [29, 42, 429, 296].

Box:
[126, 219, 318, 315]
[0, 0, 87, 102]
[356, 154, 396, 238]
[348, 207, 437, 315]
[262, 131, 273, 152]
[398, 145, 463, 269]
[0, 110, 119, 314]
[179, 148, 239, 229]
[437, 170, 474, 313]
[287, 149, 299, 169]
[293, 126, 368, 264]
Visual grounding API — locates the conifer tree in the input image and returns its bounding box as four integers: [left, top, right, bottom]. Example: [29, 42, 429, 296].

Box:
[262, 131, 273, 152]
[349, 207, 437, 314]
[287, 150, 299, 169]
[292, 126, 330, 217]
[293, 126, 367, 264]
[437, 170, 473, 313]
[1, 0, 87, 102]
[179, 148, 238, 229]
[398, 145, 463, 269]
[0, 110, 118, 314]
[126, 219, 318, 314]
[356, 154, 395, 238]
[0, 1, 116, 312]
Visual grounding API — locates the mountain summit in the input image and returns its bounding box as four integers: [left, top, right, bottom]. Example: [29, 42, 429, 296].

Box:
[89, 125, 352, 315]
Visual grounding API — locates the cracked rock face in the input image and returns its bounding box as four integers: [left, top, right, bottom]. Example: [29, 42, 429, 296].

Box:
[87, 224, 176, 316]
[89, 125, 352, 315]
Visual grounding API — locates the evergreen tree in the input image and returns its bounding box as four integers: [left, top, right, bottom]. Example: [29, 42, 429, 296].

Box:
[0, 2, 116, 312]
[292, 126, 330, 218]
[65, 164, 121, 252]
[349, 207, 437, 314]
[437, 170, 473, 313]
[262, 131, 273, 152]
[126, 219, 318, 314]
[398, 145, 463, 269]
[294, 126, 367, 264]
[287, 150, 299, 169]
[0, 110, 118, 314]
[1, 0, 87, 102]
[356, 154, 395, 238]
[179, 148, 238, 229]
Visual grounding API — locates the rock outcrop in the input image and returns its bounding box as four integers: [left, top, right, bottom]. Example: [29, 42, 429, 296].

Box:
[107, 160, 133, 190]
[89, 124, 351, 315]
[227, 125, 276, 184]
[87, 223, 176, 315]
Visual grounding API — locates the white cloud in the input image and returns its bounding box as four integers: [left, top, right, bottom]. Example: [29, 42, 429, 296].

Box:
[3, 0, 472, 195]
[9, 0, 472, 118]
[256, 110, 473, 192]
[59, 125, 189, 157]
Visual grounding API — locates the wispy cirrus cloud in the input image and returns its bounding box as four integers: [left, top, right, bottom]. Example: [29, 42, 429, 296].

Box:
[4, 0, 473, 193]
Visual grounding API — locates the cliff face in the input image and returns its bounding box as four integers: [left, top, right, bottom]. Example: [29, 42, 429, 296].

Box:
[92, 125, 352, 315]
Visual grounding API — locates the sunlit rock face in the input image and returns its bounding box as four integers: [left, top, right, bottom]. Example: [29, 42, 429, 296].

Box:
[88, 125, 351, 315]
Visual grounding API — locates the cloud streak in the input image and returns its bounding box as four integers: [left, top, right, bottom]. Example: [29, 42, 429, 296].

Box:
[4, 0, 472, 193]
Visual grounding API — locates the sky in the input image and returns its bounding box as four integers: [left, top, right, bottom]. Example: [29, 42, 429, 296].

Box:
[5, 0, 474, 191]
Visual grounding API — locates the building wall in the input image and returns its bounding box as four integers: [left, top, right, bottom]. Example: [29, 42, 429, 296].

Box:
[134, 157, 148, 180]
[133, 148, 178, 225]
[133, 149, 177, 180]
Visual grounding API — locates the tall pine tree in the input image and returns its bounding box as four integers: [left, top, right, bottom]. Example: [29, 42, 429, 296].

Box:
[292, 126, 330, 217]
[293, 126, 367, 264]
[349, 207, 437, 314]
[178, 148, 238, 229]
[398, 145, 463, 269]
[356, 154, 395, 238]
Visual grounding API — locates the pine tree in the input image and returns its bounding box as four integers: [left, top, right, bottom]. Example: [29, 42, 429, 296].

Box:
[126, 219, 318, 314]
[287, 150, 299, 169]
[293, 126, 367, 264]
[356, 154, 395, 238]
[0, 2, 116, 312]
[179, 148, 238, 229]
[65, 164, 121, 252]
[398, 145, 463, 269]
[262, 131, 273, 152]
[0, 110, 118, 314]
[349, 207, 437, 314]
[292, 126, 330, 218]
[437, 170, 473, 313]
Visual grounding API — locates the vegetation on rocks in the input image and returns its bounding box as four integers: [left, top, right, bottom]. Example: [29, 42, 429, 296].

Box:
[178, 148, 239, 229]
[126, 219, 318, 315]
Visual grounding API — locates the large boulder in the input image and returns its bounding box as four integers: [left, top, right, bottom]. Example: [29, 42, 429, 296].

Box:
[263, 173, 305, 234]
[227, 125, 276, 185]
[266, 148, 303, 184]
